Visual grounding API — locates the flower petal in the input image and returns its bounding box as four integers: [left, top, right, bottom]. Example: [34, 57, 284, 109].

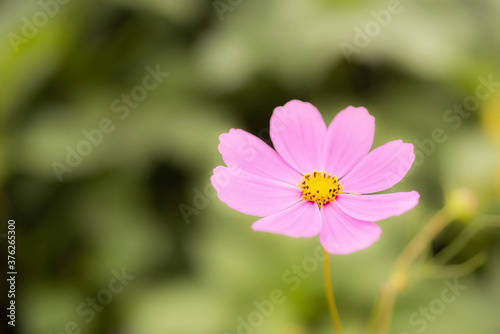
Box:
[251, 200, 322, 238]
[322, 106, 375, 178]
[211, 166, 301, 217]
[218, 129, 301, 185]
[270, 100, 327, 173]
[320, 203, 382, 254]
[336, 191, 420, 222]
[340, 140, 415, 194]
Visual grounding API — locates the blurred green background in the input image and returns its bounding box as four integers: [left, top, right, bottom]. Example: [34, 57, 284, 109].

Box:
[1, 0, 500, 333]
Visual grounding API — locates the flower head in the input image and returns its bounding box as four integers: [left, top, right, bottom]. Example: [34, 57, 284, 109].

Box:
[211, 100, 419, 254]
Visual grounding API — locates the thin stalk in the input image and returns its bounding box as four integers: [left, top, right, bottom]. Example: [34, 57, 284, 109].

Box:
[368, 209, 455, 334]
[323, 249, 343, 334]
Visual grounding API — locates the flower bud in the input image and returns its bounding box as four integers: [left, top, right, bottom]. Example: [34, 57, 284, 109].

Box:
[445, 187, 479, 221]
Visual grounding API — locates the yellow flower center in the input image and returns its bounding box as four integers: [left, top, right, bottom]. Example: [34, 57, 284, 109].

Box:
[298, 171, 343, 208]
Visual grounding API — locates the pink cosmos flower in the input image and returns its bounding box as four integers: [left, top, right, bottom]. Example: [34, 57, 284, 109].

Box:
[211, 100, 419, 254]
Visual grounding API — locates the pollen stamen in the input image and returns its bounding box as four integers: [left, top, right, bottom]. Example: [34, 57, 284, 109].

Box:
[298, 171, 343, 208]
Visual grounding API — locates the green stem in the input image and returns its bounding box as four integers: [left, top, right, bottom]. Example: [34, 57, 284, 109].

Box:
[324, 249, 343, 334]
[368, 209, 455, 334]
[433, 215, 500, 266]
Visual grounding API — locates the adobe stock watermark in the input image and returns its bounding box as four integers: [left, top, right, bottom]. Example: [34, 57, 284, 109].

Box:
[178, 108, 298, 224]
[224, 245, 325, 334]
[213, 0, 244, 21]
[383, 73, 500, 185]
[7, 0, 72, 54]
[398, 278, 467, 334]
[48, 268, 135, 334]
[178, 166, 239, 224]
[51, 64, 169, 182]
[339, 0, 413, 63]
